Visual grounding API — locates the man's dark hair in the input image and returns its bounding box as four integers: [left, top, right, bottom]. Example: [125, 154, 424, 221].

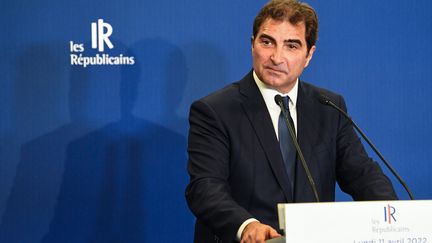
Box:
[253, 0, 318, 53]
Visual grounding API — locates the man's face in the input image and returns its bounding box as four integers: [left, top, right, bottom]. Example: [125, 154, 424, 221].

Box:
[252, 18, 315, 93]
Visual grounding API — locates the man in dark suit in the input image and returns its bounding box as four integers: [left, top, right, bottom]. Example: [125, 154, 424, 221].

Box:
[185, 0, 398, 242]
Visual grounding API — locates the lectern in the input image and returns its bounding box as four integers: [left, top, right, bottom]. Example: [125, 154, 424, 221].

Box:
[266, 200, 432, 243]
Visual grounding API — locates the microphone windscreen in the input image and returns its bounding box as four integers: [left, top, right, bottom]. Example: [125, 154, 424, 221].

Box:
[318, 94, 330, 105]
[274, 94, 283, 105]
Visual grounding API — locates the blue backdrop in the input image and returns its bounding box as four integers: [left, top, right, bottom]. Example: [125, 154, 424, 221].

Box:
[1, 0, 431, 242]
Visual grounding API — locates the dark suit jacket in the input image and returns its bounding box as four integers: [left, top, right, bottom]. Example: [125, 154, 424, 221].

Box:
[185, 71, 397, 243]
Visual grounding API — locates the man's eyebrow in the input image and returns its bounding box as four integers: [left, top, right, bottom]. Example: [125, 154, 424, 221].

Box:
[258, 34, 303, 46]
[285, 39, 303, 46]
[258, 33, 276, 42]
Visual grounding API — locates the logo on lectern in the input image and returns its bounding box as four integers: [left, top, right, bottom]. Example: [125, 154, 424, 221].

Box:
[384, 204, 396, 224]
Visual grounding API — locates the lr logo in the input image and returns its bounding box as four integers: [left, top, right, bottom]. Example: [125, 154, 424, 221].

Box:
[69, 18, 135, 67]
[91, 19, 113, 52]
[384, 204, 396, 224]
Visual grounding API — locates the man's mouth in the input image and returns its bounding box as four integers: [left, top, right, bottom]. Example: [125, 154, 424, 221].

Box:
[264, 66, 287, 74]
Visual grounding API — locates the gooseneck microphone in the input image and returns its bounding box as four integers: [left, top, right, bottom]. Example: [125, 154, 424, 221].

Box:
[318, 94, 414, 200]
[275, 95, 320, 202]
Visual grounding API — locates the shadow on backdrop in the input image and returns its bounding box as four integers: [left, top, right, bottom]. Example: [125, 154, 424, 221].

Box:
[177, 41, 229, 118]
[0, 43, 119, 243]
[41, 38, 193, 243]
[0, 43, 68, 220]
[0, 43, 69, 243]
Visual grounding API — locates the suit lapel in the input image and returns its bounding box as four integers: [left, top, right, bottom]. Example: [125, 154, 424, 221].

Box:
[296, 81, 321, 201]
[238, 72, 293, 202]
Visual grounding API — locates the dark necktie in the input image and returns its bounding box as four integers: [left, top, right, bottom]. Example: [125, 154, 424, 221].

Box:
[278, 96, 297, 195]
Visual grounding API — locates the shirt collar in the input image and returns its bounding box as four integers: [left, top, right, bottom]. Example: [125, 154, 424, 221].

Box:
[253, 71, 299, 111]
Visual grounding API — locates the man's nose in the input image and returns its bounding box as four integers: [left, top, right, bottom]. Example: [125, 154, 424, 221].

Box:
[270, 47, 283, 65]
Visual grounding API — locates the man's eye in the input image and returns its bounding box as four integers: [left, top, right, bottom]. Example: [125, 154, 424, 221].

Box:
[287, 43, 298, 49]
[261, 39, 272, 46]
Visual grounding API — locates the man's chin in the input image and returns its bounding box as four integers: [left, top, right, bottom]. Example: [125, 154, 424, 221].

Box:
[261, 76, 296, 93]
[264, 71, 290, 84]
[262, 78, 284, 88]
[262, 72, 285, 83]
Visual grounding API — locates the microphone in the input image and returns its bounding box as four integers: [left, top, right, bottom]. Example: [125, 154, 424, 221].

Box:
[275, 95, 320, 202]
[318, 94, 414, 200]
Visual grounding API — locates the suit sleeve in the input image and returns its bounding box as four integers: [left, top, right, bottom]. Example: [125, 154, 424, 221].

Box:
[185, 100, 253, 242]
[334, 96, 398, 200]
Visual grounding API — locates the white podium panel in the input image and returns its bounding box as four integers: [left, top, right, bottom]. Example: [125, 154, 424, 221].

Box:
[277, 200, 432, 243]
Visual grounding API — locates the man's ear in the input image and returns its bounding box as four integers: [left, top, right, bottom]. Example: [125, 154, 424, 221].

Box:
[251, 36, 255, 49]
[304, 45, 316, 68]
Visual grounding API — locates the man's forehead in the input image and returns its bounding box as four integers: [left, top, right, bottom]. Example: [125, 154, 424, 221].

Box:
[259, 18, 306, 30]
[257, 18, 306, 39]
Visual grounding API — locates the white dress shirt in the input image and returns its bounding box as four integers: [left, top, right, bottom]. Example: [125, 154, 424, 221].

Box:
[253, 71, 298, 138]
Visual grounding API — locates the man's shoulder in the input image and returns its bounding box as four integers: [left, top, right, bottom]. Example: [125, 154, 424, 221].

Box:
[300, 80, 343, 101]
[189, 80, 244, 123]
[194, 71, 254, 107]
[201, 82, 241, 103]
